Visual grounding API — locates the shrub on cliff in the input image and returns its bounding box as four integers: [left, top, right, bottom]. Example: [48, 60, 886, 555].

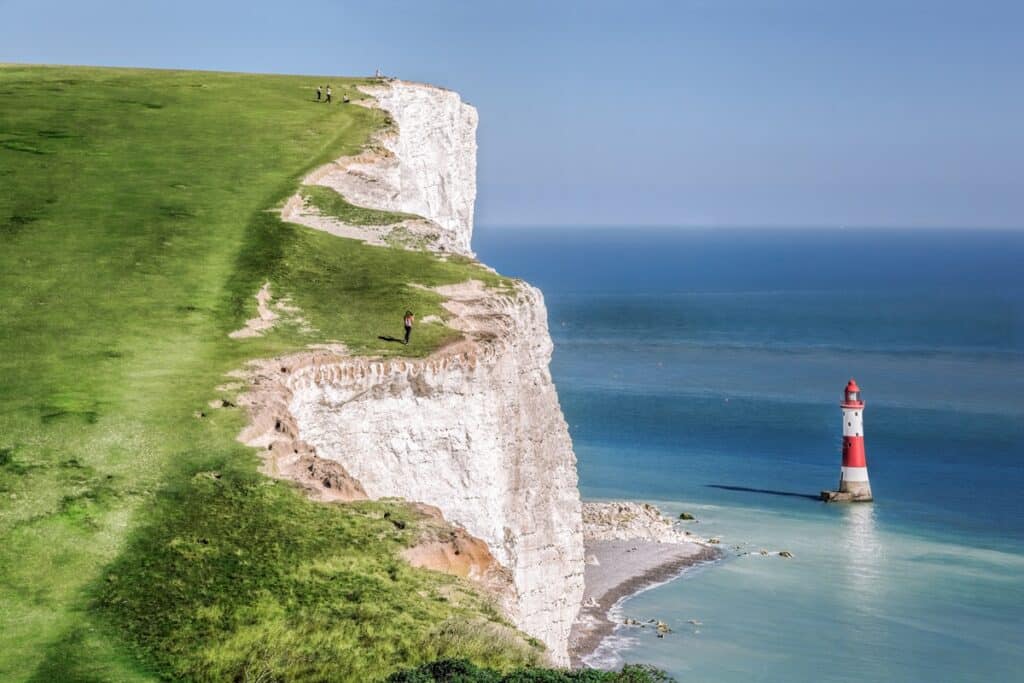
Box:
[388, 658, 675, 683]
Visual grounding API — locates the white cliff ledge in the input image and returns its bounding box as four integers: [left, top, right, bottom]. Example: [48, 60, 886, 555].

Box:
[240, 79, 585, 665]
[284, 79, 478, 256]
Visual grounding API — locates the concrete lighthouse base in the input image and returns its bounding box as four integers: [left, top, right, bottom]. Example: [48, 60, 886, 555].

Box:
[820, 489, 873, 503]
[822, 466, 873, 502]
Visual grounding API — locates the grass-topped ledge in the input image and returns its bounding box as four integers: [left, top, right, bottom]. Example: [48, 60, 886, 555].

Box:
[300, 184, 421, 227]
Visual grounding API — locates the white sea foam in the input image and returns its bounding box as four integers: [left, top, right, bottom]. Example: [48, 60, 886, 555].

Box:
[581, 558, 721, 670]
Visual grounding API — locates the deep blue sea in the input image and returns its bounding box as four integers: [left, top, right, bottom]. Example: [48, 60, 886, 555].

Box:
[474, 227, 1024, 683]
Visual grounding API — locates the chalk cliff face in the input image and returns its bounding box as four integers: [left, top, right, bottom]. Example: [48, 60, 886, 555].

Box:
[286, 281, 584, 662]
[306, 80, 477, 256]
[255, 80, 584, 663]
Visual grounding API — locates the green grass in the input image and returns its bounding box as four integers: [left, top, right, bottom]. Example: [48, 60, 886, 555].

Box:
[0, 64, 522, 681]
[301, 184, 421, 226]
[250, 215, 510, 357]
[96, 476, 541, 681]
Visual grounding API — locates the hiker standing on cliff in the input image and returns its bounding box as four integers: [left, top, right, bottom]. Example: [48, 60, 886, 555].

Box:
[403, 311, 414, 345]
[325, 85, 332, 104]
[316, 85, 322, 102]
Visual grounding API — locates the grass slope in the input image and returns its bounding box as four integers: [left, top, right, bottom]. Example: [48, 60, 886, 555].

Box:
[0, 65, 522, 681]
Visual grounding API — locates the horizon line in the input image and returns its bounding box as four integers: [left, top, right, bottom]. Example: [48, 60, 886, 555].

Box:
[476, 224, 1024, 231]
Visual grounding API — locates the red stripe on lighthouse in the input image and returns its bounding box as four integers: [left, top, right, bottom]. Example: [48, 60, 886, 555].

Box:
[842, 435, 866, 468]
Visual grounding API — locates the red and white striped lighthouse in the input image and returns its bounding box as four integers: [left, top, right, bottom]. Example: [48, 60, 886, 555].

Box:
[822, 379, 873, 502]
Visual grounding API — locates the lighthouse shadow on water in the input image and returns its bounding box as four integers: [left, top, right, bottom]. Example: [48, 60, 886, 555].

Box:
[709, 379, 877, 504]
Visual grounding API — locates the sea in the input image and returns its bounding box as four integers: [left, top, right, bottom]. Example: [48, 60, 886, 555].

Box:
[473, 227, 1024, 683]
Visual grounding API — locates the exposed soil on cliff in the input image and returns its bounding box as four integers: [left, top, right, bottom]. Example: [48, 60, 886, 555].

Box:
[402, 503, 515, 610]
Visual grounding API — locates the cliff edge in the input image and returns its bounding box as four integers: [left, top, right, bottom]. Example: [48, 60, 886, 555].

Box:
[239, 80, 584, 664]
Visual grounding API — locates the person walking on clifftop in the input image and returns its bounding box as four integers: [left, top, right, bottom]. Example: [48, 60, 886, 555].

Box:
[403, 311, 414, 345]
[316, 85, 322, 102]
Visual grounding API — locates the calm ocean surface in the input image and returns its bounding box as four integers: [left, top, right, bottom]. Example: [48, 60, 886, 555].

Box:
[474, 227, 1024, 683]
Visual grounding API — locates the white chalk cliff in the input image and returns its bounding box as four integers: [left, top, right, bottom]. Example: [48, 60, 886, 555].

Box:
[287, 81, 478, 256]
[249, 80, 584, 663]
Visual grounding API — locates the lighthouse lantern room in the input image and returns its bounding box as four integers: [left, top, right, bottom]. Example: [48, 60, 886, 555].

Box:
[821, 378, 874, 503]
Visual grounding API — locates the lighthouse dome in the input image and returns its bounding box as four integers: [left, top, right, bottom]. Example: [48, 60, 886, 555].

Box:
[844, 378, 862, 404]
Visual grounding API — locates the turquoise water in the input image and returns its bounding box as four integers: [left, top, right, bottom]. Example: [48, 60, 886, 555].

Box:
[475, 227, 1024, 682]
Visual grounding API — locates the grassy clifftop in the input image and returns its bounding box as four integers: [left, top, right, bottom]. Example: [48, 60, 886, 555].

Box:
[0, 65, 528, 681]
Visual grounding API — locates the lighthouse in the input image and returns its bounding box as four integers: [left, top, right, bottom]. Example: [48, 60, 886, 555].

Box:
[821, 379, 873, 502]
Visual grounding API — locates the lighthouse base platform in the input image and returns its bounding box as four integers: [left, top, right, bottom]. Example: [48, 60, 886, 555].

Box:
[820, 490, 873, 503]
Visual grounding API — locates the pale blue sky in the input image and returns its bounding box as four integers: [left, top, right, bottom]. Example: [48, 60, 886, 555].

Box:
[2, 1, 1022, 228]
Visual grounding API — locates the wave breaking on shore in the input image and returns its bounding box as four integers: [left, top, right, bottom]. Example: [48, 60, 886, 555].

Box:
[569, 502, 720, 667]
[579, 549, 721, 669]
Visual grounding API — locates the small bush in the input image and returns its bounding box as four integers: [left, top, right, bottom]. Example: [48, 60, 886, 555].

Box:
[389, 658, 501, 683]
[388, 658, 675, 683]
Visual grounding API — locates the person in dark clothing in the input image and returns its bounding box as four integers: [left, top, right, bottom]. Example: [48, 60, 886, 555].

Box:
[403, 311, 414, 345]
[316, 85, 322, 101]
[325, 85, 332, 104]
